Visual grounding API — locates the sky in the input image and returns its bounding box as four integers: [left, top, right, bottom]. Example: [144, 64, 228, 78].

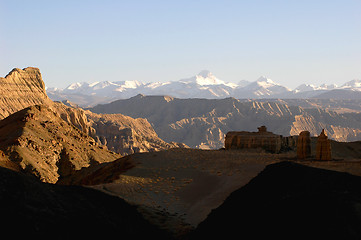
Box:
[1, 0, 361, 89]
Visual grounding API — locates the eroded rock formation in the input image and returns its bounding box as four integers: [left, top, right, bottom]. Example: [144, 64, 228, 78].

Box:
[0, 67, 52, 119]
[316, 129, 332, 160]
[225, 126, 285, 153]
[0, 105, 121, 183]
[297, 131, 311, 159]
[86, 112, 187, 155]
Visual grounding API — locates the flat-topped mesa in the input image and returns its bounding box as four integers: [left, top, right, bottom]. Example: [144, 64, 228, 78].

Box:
[316, 129, 332, 160]
[225, 126, 294, 153]
[0, 67, 51, 119]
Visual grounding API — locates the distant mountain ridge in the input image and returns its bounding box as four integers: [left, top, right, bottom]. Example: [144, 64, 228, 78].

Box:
[47, 70, 361, 107]
[90, 95, 361, 149]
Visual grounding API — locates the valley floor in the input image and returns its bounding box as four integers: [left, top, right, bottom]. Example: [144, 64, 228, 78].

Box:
[88, 146, 361, 237]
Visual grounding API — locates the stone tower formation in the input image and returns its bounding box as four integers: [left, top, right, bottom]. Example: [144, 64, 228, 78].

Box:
[226, 126, 332, 160]
[316, 129, 332, 161]
[297, 131, 311, 159]
[296, 129, 332, 160]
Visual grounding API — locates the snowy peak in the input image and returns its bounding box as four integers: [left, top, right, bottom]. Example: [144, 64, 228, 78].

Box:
[295, 83, 338, 93]
[189, 70, 224, 86]
[341, 79, 361, 90]
[255, 76, 278, 88]
[295, 84, 318, 92]
[63, 80, 144, 95]
[91, 81, 117, 90]
[194, 75, 224, 86]
[113, 80, 143, 91]
[65, 82, 89, 90]
[244, 76, 287, 90]
[122, 80, 143, 89]
[319, 83, 337, 90]
[235, 76, 291, 98]
[180, 70, 237, 88]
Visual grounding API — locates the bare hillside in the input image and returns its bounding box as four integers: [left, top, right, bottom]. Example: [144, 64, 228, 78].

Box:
[0, 105, 120, 183]
[90, 95, 361, 148]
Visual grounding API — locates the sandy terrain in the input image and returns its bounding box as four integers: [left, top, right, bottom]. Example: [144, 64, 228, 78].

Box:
[89, 147, 361, 236]
[91, 149, 285, 229]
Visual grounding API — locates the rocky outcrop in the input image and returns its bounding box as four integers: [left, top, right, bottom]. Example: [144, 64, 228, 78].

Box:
[53, 102, 97, 137]
[0, 67, 52, 119]
[53, 103, 188, 156]
[316, 129, 332, 160]
[0, 67, 96, 136]
[51, 102, 188, 155]
[297, 131, 311, 159]
[86, 112, 188, 155]
[225, 126, 285, 153]
[0, 150, 19, 172]
[0, 105, 121, 183]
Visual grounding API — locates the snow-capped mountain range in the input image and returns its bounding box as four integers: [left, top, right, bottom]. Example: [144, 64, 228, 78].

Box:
[47, 70, 361, 106]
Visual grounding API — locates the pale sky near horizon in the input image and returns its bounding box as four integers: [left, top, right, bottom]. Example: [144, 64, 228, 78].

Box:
[1, 0, 360, 89]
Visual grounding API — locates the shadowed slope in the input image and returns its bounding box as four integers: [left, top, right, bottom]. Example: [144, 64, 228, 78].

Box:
[0, 166, 169, 239]
[193, 161, 361, 239]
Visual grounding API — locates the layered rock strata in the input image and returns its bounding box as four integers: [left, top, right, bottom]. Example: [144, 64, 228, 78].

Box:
[86, 112, 188, 155]
[0, 105, 120, 183]
[225, 126, 294, 153]
[0, 67, 52, 119]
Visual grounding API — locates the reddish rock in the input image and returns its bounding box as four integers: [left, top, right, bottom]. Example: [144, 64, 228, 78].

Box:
[297, 131, 311, 159]
[316, 129, 332, 161]
[225, 126, 283, 153]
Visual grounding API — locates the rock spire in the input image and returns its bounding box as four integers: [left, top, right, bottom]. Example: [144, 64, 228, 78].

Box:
[316, 129, 332, 160]
[297, 131, 311, 159]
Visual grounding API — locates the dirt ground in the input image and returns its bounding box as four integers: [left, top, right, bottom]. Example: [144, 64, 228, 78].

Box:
[90, 147, 361, 237]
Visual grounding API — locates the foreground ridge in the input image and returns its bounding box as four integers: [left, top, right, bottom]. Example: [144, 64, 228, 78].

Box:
[192, 161, 361, 239]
